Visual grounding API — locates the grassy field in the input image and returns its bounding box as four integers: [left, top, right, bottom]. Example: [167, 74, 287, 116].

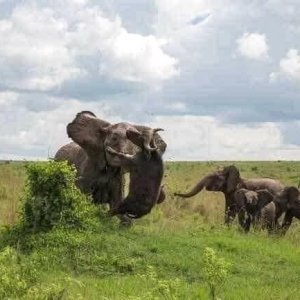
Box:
[0, 161, 300, 299]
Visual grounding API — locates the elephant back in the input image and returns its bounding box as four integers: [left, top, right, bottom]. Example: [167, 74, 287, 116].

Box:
[54, 142, 87, 171]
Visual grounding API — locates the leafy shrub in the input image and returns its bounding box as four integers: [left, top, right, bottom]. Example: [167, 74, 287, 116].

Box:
[202, 247, 230, 300]
[137, 266, 181, 299]
[20, 161, 94, 231]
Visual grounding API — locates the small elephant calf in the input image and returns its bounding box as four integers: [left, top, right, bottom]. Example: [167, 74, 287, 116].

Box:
[234, 188, 274, 232]
[261, 186, 300, 234]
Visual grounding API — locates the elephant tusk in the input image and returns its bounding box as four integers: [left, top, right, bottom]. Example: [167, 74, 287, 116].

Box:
[106, 146, 118, 155]
[106, 146, 136, 161]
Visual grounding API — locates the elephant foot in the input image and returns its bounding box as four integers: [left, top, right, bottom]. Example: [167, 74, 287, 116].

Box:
[118, 214, 133, 227]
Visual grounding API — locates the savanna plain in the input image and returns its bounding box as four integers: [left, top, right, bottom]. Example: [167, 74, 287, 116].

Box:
[0, 161, 300, 299]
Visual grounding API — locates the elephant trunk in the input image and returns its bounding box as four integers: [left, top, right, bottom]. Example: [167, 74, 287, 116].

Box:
[174, 176, 208, 198]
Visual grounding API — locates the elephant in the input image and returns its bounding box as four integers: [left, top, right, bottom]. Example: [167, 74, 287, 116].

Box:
[106, 137, 165, 218]
[234, 188, 274, 232]
[261, 186, 300, 234]
[174, 165, 283, 224]
[55, 111, 167, 219]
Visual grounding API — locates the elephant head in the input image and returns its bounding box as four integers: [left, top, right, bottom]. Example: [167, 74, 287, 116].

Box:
[66, 111, 167, 169]
[274, 186, 300, 213]
[174, 165, 240, 198]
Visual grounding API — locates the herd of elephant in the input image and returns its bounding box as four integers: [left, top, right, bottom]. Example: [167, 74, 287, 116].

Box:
[55, 111, 300, 233]
[175, 165, 300, 235]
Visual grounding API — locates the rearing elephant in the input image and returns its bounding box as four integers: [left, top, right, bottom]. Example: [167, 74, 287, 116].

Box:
[55, 111, 167, 220]
[174, 165, 283, 224]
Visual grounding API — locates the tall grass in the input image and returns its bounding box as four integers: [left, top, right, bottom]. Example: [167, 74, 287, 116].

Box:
[0, 162, 26, 225]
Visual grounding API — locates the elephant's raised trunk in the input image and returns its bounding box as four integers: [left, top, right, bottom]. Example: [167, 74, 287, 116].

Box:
[174, 176, 208, 198]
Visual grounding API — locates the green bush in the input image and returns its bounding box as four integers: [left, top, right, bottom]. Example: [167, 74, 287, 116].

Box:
[20, 161, 94, 231]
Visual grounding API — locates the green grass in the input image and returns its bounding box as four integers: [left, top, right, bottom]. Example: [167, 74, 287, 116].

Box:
[0, 161, 300, 299]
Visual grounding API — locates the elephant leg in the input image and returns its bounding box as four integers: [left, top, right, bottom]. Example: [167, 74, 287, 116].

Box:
[238, 209, 246, 229]
[244, 215, 251, 233]
[280, 211, 293, 235]
[105, 169, 132, 226]
[107, 169, 123, 209]
[238, 209, 251, 232]
[76, 176, 93, 194]
[224, 193, 237, 225]
[225, 204, 237, 225]
[252, 213, 261, 230]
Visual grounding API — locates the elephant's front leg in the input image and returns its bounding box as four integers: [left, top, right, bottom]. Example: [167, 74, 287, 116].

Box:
[225, 205, 236, 225]
[107, 170, 132, 226]
[224, 193, 237, 225]
[237, 210, 245, 230]
[107, 169, 124, 210]
[280, 211, 294, 235]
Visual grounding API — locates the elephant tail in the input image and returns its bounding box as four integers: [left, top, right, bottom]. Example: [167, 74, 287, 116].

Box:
[174, 178, 206, 198]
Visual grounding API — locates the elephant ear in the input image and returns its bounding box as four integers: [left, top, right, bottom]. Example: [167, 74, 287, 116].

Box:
[126, 127, 144, 149]
[67, 111, 110, 158]
[224, 165, 240, 193]
[256, 189, 274, 210]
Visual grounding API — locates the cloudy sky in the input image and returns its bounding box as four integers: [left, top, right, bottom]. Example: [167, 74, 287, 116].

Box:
[0, 0, 300, 161]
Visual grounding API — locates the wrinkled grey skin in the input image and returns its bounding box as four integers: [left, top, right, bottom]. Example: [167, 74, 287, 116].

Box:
[234, 188, 274, 232]
[174, 165, 283, 224]
[107, 144, 164, 219]
[261, 186, 300, 234]
[55, 111, 167, 214]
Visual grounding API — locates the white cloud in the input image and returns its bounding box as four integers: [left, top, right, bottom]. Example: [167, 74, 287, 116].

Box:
[0, 5, 82, 91]
[1, 98, 300, 161]
[148, 115, 300, 160]
[0, 1, 178, 92]
[270, 49, 300, 83]
[71, 9, 179, 83]
[1, 0, 300, 161]
[279, 49, 300, 81]
[0, 91, 18, 109]
[0, 94, 116, 159]
[236, 32, 269, 60]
